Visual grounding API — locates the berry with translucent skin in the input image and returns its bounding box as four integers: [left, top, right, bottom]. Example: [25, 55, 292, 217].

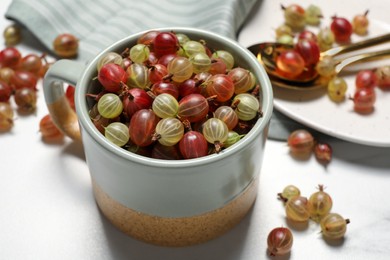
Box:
[152, 93, 179, 118]
[278, 185, 301, 202]
[122, 87, 153, 118]
[330, 16, 353, 43]
[39, 114, 65, 142]
[126, 63, 151, 89]
[129, 43, 150, 64]
[178, 78, 202, 97]
[285, 196, 310, 222]
[152, 117, 184, 146]
[282, 4, 306, 29]
[175, 33, 190, 46]
[20, 54, 44, 75]
[375, 65, 390, 88]
[98, 63, 128, 92]
[275, 24, 293, 39]
[97, 52, 123, 71]
[97, 93, 123, 119]
[178, 93, 209, 123]
[189, 52, 211, 74]
[328, 77, 348, 102]
[167, 56, 193, 83]
[149, 64, 168, 84]
[3, 24, 21, 46]
[206, 74, 234, 102]
[10, 71, 38, 91]
[276, 50, 305, 78]
[157, 53, 177, 68]
[179, 130, 208, 159]
[14, 88, 37, 113]
[90, 113, 112, 135]
[352, 10, 369, 35]
[202, 118, 229, 153]
[214, 105, 238, 130]
[315, 56, 336, 78]
[232, 93, 260, 121]
[355, 70, 377, 90]
[0, 102, 14, 132]
[287, 129, 314, 155]
[151, 81, 179, 99]
[267, 227, 293, 257]
[308, 185, 333, 222]
[105, 122, 130, 147]
[211, 50, 234, 70]
[129, 109, 160, 147]
[277, 34, 294, 45]
[209, 58, 227, 75]
[320, 213, 350, 239]
[137, 30, 159, 46]
[153, 32, 179, 58]
[0, 47, 21, 69]
[295, 40, 320, 66]
[0, 80, 12, 102]
[298, 30, 318, 42]
[317, 27, 335, 51]
[223, 131, 243, 148]
[182, 40, 206, 57]
[305, 4, 322, 25]
[228, 67, 255, 94]
[314, 142, 332, 164]
[0, 67, 15, 84]
[351, 88, 376, 114]
[53, 33, 78, 58]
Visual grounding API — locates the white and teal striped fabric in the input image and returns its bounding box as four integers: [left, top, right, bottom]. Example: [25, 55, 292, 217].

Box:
[5, 0, 258, 61]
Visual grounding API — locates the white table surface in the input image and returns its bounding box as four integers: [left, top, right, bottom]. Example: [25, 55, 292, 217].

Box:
[1, 0, 390, 259]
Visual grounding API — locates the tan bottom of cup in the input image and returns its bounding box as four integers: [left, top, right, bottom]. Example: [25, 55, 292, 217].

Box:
[92, 177, 258, 247]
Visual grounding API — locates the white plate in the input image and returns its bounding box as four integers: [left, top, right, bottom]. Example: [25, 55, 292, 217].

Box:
[239, 3, 390, 147]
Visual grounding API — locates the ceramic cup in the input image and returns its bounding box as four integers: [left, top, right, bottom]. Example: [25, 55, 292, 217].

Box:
[43, 27, 273, 246]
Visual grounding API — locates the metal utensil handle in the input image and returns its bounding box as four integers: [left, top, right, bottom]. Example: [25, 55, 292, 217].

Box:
[322, 33, 390, 57]
[335, 48, 390, 73]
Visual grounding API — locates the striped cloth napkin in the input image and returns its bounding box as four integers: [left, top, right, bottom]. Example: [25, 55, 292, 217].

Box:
[5, 0, 307, 140]
[5, 0, 258, 61]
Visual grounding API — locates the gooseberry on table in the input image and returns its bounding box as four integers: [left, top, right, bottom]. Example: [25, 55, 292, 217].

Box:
[320, 213, 350, 239]
[307, 185, 333, 222]
[267, 227, 293, 256]
[287, 129, 314, 155]
[277, 185, 301, 202]
[0, 101, 14, 132]
[285, 195, 310, 222]
[39, 114, 65, 142]
[53, 33, 79, 58]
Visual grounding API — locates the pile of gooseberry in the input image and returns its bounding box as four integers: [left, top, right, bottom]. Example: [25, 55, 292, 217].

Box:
[274, 4, 389, 114]
[87, 30, 263, 159]
[287, 129, 332, 165]
[269, 184, 350, 256]
[0, 44, 51, 132]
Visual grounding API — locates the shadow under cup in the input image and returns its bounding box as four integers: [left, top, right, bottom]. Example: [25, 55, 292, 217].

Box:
[53, 28, 273, 246]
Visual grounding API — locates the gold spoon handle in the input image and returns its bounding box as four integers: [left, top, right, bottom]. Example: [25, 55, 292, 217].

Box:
[335, 49, 390, 73]
[322, 33, 390, 57]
